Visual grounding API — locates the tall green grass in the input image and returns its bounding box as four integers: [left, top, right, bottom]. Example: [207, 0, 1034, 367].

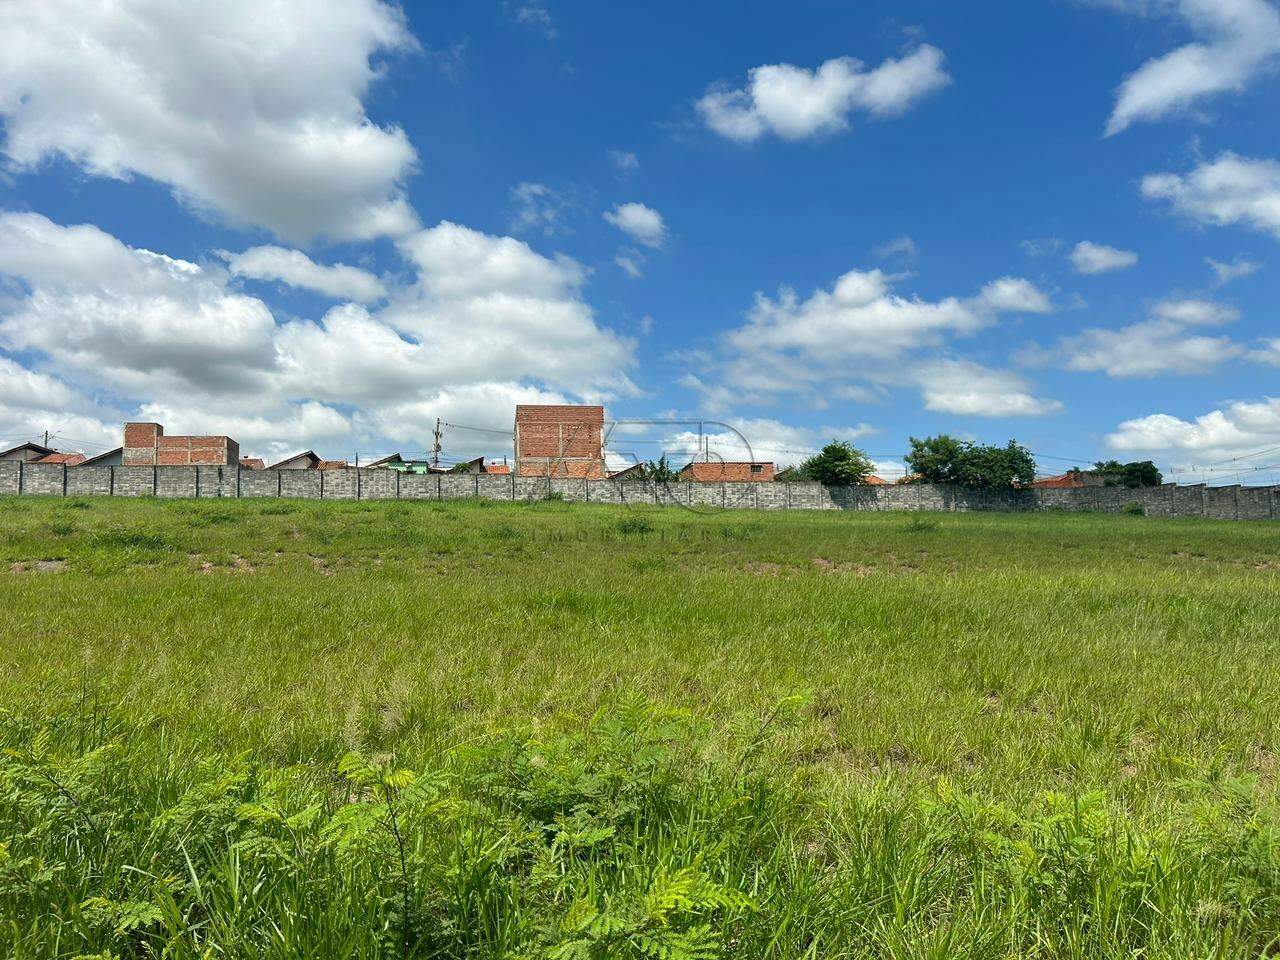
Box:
[1, 496, 1279, 957]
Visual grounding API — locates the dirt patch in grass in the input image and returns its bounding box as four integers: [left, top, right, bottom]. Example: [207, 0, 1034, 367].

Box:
[1171, 551, 1280, 571]
[191, 554, 258, 574]
[9, 559, 67, 573]
[810, 557, 875, 576]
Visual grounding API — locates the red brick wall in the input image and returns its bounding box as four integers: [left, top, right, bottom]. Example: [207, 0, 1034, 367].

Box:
[515, 458, 606, 479]
[123, 422, 237, 466]
[514, 405, 605, 477]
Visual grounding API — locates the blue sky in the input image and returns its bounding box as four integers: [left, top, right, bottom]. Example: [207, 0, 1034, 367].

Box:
[0, 0, 1278, 481]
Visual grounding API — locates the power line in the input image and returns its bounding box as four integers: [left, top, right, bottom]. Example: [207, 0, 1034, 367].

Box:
[1195, 444, 1280, 468]
[442, 421, 511, 436]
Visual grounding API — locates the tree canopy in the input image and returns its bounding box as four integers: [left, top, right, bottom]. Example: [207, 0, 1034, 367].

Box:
[796, 441, 875, 486]
[1093, 459, 1163, 488]
[642, 454, 680, 483]
[906, 435, 1036, 489]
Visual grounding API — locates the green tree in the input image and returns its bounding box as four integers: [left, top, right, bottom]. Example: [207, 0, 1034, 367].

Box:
[906, 435, 1036, 489]
[643, 454, 680, 483]
[797, 441, 875, 486]
[957, 440, 1036, 489]
[904, 434, 967, 484]
[1094, 459, 1162, 488]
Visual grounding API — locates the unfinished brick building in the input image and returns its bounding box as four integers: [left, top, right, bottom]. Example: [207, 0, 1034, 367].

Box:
[122, 422, 239, 466]
[513, 404, 606, 478]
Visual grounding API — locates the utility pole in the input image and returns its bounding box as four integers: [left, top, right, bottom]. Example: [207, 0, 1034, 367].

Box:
[432, 418, 442, 469]
[43, 430, 49, 447]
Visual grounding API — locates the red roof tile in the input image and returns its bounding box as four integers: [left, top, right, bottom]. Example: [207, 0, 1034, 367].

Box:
[34, 452, 86, 466]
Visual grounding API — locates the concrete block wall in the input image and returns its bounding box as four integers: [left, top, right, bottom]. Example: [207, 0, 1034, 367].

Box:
[363, 469, 398, 500]
[18, 463, 66, 496]
[1, 461, 1278, 520]
[113, 467, 155, 497]
[67, 466, 112, 497]
[280, 471, 321, 499]
[239, 470, 280, 498]
[478, 475, 514, 500]
[398, 473, 437, 500]
[156, 467, 198, 498]
[442, 475, 478, 499]
[194, 466, 229, 498]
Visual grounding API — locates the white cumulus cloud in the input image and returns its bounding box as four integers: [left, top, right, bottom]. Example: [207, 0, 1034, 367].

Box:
[696, 46, 950, 143]
[681, 266, 1053, 414]
[1070, 241, 1139, 274]
[1108, 396, 1280, 466]
[0, 211, 636, 458]
[603, 202, 668, 248]
[224, 246, 386, 303]
[916, 359, 1064, 417]
[1055, 297, 1244, 377]
[1142, 152, 1280, 239]
[1206, 255, 1262, 284]
[1101, 0, 1280, 135]
[0, 0, 419, 243]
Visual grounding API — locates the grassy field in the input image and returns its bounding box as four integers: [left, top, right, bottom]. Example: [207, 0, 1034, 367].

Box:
[2, 494, 1279, 958]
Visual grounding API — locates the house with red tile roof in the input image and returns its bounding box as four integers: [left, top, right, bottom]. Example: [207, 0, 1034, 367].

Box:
[680, 461, 775, 482]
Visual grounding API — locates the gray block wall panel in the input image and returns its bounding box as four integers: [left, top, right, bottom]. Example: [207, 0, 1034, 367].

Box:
[785, 484, 821, 510]
[619, 481, 656, 505]
[321, 469, 358, 500]
[66, 466, 113, 497]
[549, 478, 588, 502]
[586, 480, 623, 504]
[656, 483, 691, 507]
[155, 467, 197, 498]
[756, 483, 789, 510]
[441, 475, 478, 499]
[239, 470, 279, 498]
[114, 467, 155, 497]
[1237, 486, 1271, 521]
[512, 476, 547, 501]
[1205, 485, 1238, 520]
[19, 463, 65, 496]
[362, 469, 398, 500]
[0, 461, 19, 495]
[280, 471, 322, 499]
[684, 483, 721, 509]
[1174, 484, 1206, 517]
[195, 466, 236, 498]
[477, 475, 514, 500]
[830, 486, 879, 511]
[398, 473, 438, 499]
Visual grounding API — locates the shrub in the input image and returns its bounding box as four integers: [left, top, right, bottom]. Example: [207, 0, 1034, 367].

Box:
[616, 515, 654, 535]
[1123, 501, 1145, 516]
[905, 516, 939, 533]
